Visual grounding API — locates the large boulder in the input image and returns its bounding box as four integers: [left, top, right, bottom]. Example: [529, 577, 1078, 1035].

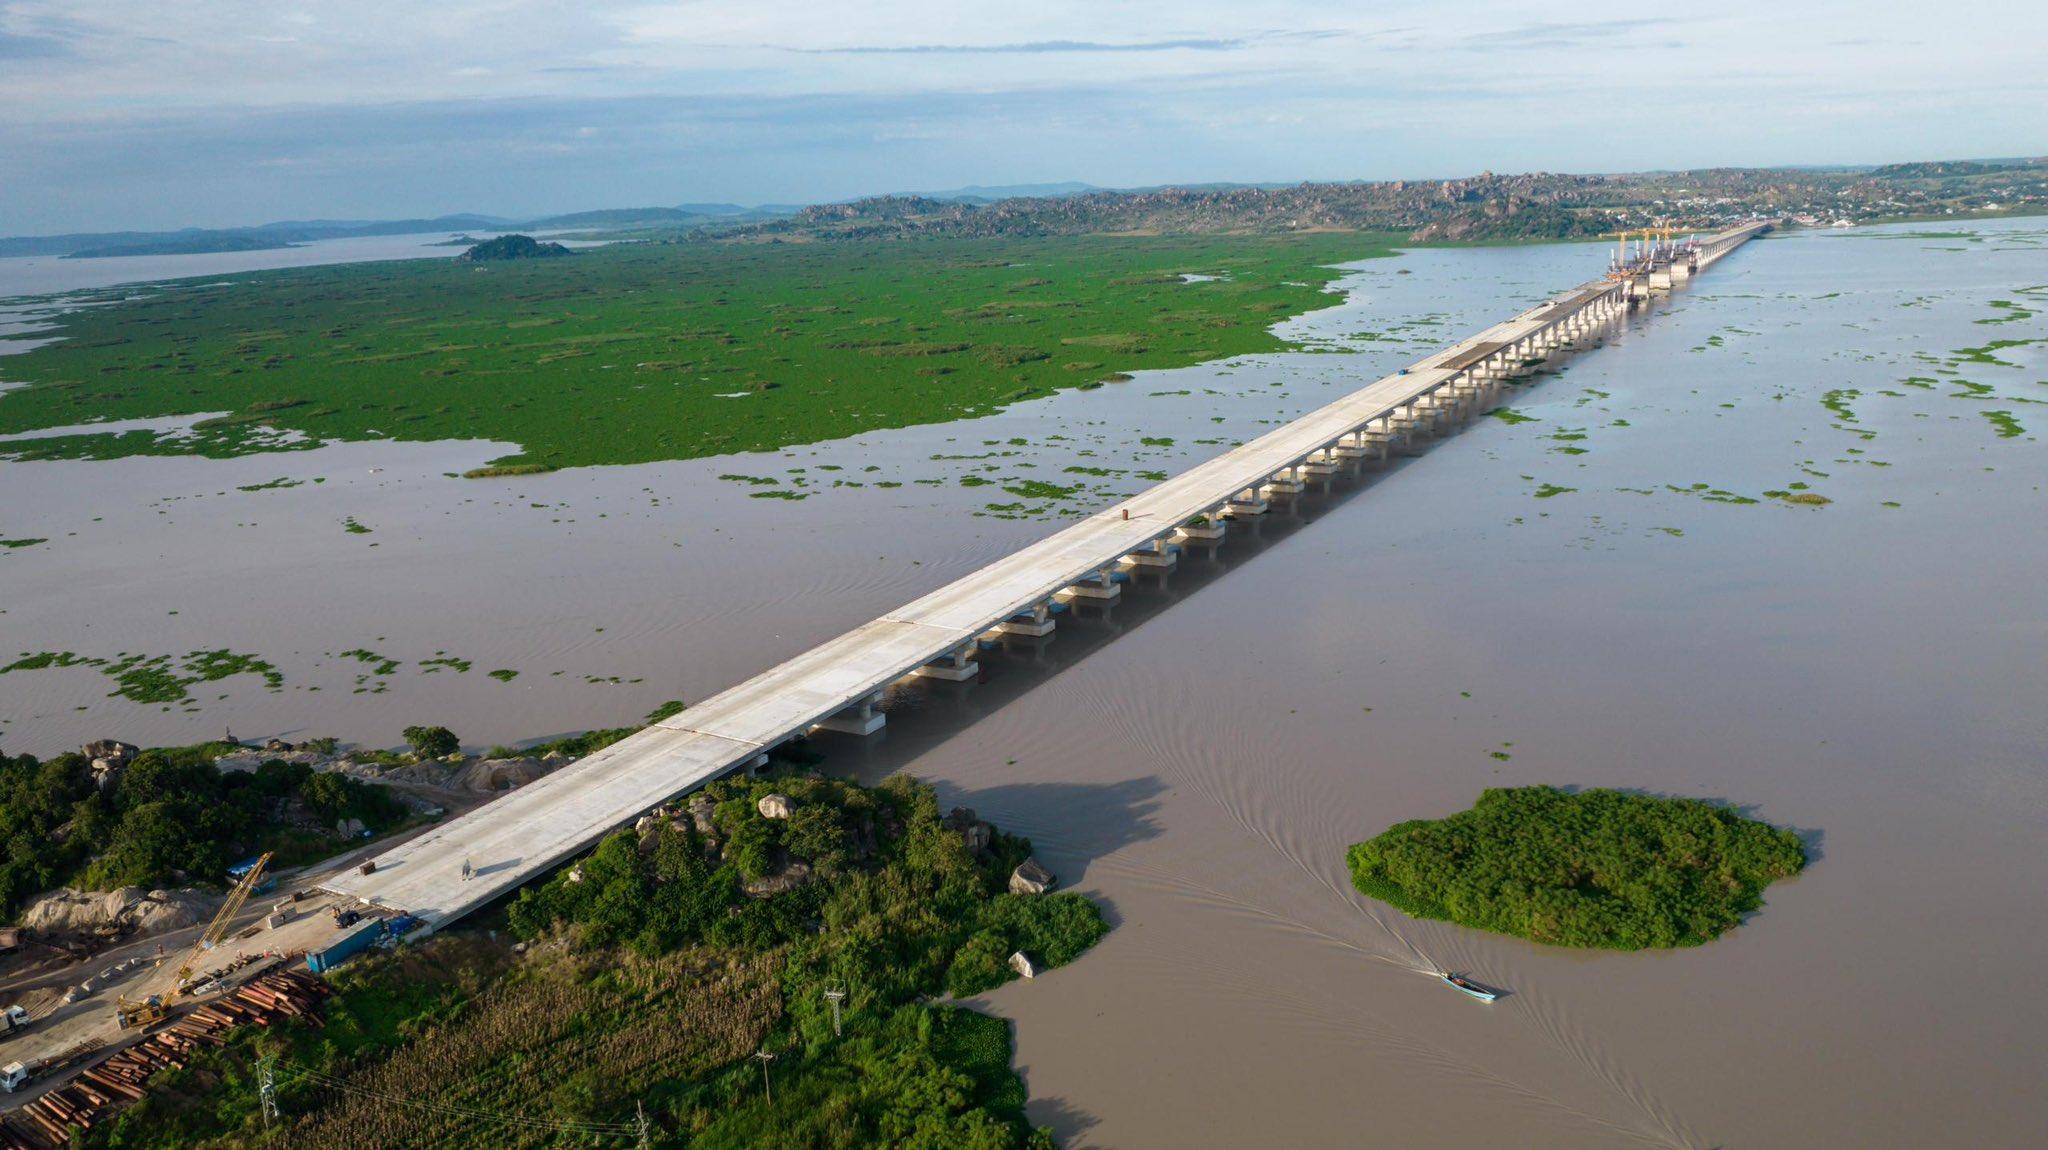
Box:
[1009, 858, 1057, 897]
[742, 861, 812, 899]
[944, 807, 992, 853]
[687, 794, 718, 836]
[756, 793, 795, 820]
[84, 740, 139, 791]
[1008, 951, 1038, 979]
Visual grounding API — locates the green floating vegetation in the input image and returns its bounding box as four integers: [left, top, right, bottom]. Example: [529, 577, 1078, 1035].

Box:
[1766, 483, 1833, 506]
[486, 668, 518, 682]
[0, 232, 1398, 471]
[1821, 388, 1861, 422]
[1346, 786, 1807, 950]
[1, 648, 283, 704]
[1002, 480, 1080, 501]
[338, 648, 401, 677]
[1532, 483, 1575, 499]
[460, 462, 556, 479]
[0, 538, 47, 549]
[1983, 409, 2026, 438]
[235, 476, 303, 492]
[341, 517, 371, 534]
[1668, 482, 1760, 506]
[1489, 408, 1539, 425]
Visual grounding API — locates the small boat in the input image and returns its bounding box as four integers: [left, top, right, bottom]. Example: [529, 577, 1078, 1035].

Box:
[1440, 973, 1498, 1002]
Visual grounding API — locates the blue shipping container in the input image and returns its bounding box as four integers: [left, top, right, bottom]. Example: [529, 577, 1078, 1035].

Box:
[306, 918, 386, 975]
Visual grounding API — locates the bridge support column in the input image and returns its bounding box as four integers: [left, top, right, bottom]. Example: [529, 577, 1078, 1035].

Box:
[914, 644, 981, 681]
[1263, 465, 1305, 498]
[1224, 486, 1269, 517]
[815, 692, 886, 736]
[1122, 537, 1179, 570]
[1175, 514, 1227, 551]
[994, 602, 1056, 637]
[1059, 566, 1122, 601]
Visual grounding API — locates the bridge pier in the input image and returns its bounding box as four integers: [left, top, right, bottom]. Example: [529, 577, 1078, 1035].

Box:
[1122, 537, 1179, 570]
[1263, 465, 1305, 499]
[993, 602, 1057, 637]
[814, 691, 886, 736]
[1059, 566, 1123, 601]
[1223, 484, 1269, 518]
[913, 644, 981, 681]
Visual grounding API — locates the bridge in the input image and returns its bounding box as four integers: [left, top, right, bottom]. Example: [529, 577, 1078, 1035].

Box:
[321, 221, 1770, 928]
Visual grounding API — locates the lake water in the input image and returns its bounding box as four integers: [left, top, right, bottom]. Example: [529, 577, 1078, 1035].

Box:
[1, 221, 2043, 1146]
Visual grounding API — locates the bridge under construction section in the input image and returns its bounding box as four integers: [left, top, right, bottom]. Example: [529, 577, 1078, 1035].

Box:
[322, 221, 1771, 928]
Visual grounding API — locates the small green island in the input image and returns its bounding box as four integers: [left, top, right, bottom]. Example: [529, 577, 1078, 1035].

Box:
[456, 233, 574, 261]
[1346, 786, 1807, 950]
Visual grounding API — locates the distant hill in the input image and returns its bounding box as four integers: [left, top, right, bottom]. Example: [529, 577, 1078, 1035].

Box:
[0, 214, 514, 259]
[63, 234, 294, 260]
[526, 207, 708, 229]
[456, 234, 574, 261]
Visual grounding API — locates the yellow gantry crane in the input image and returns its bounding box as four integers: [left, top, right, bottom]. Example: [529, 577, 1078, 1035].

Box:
[1605, 226, 1695, 279]
[115, 851, 273, 1029]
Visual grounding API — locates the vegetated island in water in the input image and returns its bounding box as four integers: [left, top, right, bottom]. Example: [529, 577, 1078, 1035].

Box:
[2, 719, 1104, 1147]
[1346, 786, 1807, 949]
[456, 232, 574, 261]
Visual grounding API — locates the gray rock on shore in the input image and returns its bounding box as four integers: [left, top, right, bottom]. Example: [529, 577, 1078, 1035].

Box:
[1009, 858, 1057, 896]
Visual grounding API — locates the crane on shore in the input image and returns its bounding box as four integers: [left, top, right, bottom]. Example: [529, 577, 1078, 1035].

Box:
[114, 852, 273, 1029]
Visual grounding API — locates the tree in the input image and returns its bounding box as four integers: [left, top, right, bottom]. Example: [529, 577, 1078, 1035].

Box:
[401, 726, 459, 758]
[299, 771, 356, 822]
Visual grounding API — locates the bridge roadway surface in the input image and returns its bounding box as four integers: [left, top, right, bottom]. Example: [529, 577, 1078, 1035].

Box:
[322, 222, 1768, 927]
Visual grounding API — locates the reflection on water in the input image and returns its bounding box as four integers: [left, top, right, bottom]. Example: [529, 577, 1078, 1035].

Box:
[2, 221, 2045, 1147]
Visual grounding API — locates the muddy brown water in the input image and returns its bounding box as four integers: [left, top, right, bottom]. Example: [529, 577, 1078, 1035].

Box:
[4, 222, 2045, 1146]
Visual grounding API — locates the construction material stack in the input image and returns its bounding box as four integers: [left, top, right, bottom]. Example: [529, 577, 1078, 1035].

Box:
[4, 969, 328, 1147]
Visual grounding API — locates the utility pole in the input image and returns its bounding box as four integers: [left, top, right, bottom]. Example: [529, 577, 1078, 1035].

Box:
[823, 988, 846, 1037]
[752, 1050, 776, 1106]
[258, 1054, 278, 1129]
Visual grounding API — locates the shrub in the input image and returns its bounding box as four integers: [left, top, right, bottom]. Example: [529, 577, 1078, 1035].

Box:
[400, 725, 459, 758]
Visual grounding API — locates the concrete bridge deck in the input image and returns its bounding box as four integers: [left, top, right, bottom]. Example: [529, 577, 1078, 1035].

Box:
[322, 221, 1770, 927]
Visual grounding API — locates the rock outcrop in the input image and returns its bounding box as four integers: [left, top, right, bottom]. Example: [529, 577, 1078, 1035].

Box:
[20, 887, 217, 938]
[1009, 858, 1057, 896]
[944, 807, 992, 853]
[756, 793, 795, 820]
[742, 860, 812, 898]
[84, 739, 139, 791]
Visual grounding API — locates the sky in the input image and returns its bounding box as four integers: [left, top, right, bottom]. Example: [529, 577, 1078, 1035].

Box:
[2, 0, 2044, 235]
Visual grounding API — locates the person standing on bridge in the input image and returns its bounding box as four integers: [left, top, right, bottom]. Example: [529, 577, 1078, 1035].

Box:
[461, 858, 473, 882]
